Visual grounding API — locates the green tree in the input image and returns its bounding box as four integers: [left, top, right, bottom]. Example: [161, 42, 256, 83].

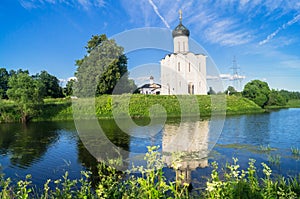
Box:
[224, 86, 237, 95]
[278, 89, 300, 100]
[74, 34, 136, 97]
[85, 34, 108, 53]
[242, 80, 270, 108]
[7, 73, 44, 123]
[0, 68, 9, 99]
[64, 79, 75, 96]
[35, 70, 64, 98]
[9, 69, 29, 76]
[267, 89, 287, 106]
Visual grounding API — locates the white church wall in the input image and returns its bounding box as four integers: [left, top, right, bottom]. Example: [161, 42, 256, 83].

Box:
[161, 53, 207, 95]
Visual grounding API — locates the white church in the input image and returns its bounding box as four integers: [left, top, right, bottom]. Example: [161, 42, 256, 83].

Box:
[161, 11, 207, 95]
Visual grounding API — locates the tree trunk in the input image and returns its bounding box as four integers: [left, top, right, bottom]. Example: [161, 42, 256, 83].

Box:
[21, 114, 29, 124]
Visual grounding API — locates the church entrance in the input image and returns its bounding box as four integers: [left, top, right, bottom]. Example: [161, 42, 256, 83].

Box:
[188, 83, 194, 94]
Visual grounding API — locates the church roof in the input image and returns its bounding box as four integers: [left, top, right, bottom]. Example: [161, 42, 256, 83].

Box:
[139, 83, 161, 89]
[172, 22, 190, 38]
[172, 10, 190, 38]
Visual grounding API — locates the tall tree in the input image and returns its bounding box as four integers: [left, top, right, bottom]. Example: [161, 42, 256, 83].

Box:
[7, 73, 44, 123]
[242, 80, 270, 108]
[74, 34, 136, 97]
[65, 79, 75, 96]
[0, 68, 9, 99]
[35, 70, 64, 98]
[85, 34, 108, 54]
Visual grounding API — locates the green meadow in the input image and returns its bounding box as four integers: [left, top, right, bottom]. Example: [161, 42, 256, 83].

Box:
[1, 95, 266, 123]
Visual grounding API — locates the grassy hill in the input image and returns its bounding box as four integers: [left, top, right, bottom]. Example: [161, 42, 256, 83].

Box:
[1, 95, 266, 123]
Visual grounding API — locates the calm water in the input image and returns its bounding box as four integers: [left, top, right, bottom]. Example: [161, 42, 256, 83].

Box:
[0, 108, 300, 188]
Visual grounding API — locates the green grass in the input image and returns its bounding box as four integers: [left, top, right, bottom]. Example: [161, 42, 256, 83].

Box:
[267, 154, 281, 165]
[291, 147, 300, 156]
[266, 99, 300, 109]
[259, 144, 277, 152]
[225, 95, 264, 115]
[287, 99, 300, 108]
[1, 94, 264, 123]
[35, 98, 73, 121]
[0, 99, 21, 123]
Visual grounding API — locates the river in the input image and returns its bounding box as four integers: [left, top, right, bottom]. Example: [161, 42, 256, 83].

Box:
[0, 108, 299, 188]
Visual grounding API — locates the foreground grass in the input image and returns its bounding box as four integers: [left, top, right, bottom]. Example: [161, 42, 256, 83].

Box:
[1, 146, 300, 198]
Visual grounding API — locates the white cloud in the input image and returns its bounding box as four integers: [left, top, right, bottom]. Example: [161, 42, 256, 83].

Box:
[204, 19, 252, 46]
[59, 77, 77, 85]
[19, 0, 38, 9]
[19, 0, 106, 10]
[280, 59, 300, 69]
[78, 0, 90, 10]
[44, 0, 56, 4]
[94, 0, 105, 8]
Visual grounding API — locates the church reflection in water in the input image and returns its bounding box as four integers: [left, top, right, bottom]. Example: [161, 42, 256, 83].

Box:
[162, 120, 209, 185]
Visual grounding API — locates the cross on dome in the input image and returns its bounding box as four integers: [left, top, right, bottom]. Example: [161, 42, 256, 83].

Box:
[179, 9, 182, 23]
[172, 9, 190, 38]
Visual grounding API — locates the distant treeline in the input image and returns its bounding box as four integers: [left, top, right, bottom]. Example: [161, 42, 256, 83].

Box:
[0, 68, 74, 99]
[277, 89, 300, 100]
[222, 80, 300, 108]
[0, 68, 76, 123]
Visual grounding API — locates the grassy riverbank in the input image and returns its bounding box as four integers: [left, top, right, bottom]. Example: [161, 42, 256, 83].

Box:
[287, 99, 300, 108]
[265, 99, 300, 109]
[1, 95, 265, 123]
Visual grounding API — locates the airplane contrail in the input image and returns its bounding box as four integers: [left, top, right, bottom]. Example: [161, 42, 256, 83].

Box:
[259, 14, 300, 45]
[148, 0, 170, 29]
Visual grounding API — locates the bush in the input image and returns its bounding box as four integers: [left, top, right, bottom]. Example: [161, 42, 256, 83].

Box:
[267, 89, 287, 107]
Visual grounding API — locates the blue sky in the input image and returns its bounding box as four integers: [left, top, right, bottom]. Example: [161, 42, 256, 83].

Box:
[1, 0, 300, 91]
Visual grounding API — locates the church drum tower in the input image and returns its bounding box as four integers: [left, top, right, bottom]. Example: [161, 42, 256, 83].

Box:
[160, 10, 207, 95]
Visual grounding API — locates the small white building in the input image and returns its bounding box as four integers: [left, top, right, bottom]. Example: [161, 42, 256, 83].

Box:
[138, 76, 161, 95]
[161, 11, 207, 95]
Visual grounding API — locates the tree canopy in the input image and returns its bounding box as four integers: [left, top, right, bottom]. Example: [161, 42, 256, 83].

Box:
[7, 72, 44, 123]
[65, 79, 75, 96]
[267, 89, 287, 106]
[34, 70, 64, 98]
[242, 80, 289, 108]
[242, 80, 270, 108]
[74, 34, 136, 97]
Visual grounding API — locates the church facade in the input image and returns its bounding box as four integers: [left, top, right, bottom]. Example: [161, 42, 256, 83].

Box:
[160, 12, 207, 95]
